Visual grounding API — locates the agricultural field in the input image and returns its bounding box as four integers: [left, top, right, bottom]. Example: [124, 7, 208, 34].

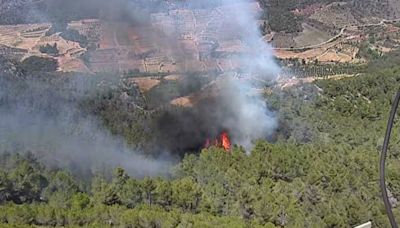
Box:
[1, 0, 400, 227]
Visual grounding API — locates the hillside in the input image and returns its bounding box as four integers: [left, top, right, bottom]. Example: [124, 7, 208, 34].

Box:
[1, 50, 400, 227]
[0, 0, 399, 77]
[1, 0, 400, 227]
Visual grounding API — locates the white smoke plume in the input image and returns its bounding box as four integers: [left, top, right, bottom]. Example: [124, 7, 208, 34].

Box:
[152, 0, 280, 150]
[212, 0, 280, 149]
[0, 0, 280, 177]
[0, 75, 176, 177]
[0, 109, 174, 177]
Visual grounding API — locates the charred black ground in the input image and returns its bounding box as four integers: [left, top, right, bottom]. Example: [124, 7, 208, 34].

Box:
[154, 98, 230, 155]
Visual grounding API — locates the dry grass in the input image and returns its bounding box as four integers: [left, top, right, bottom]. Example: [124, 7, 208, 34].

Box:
[294, 23, 331, 47]
[274, 40, 359, 63]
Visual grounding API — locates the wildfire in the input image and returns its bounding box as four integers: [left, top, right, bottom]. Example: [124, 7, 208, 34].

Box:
[204, 131, 231, 152]
[221, 131, 231, 151]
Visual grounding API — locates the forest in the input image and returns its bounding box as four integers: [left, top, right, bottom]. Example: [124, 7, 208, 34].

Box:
[1, 0, 399, 226]
[0, 44, 400, 227]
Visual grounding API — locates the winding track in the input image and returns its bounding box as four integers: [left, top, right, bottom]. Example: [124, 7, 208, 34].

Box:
[271, 18, 400, 51]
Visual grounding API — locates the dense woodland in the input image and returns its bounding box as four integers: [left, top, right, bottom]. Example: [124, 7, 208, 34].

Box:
[0, 0, 400, 227]
[0, 46, 400, 227]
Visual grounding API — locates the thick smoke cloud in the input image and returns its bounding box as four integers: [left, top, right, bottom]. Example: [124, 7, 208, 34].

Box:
[154, 0, 280, 151]
[0, 74, 175, 177]
[0, 107, 174, 177]
[0, 0, 280, 176]
[215, 0, 280, 148]
[0, 0, 178, 177]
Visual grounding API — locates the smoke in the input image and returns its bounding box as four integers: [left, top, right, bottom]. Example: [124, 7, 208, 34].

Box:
[0, 0, 280, 177]
[0, 74, 175, 177]
[154, 0, 280, 151]
[215, 0, 280, 148]
[218, 78, 278, 149]
[0, 109, 173, 177]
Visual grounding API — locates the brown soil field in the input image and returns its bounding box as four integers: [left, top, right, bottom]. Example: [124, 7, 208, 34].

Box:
[0, 23, 89, 73]
[58, 57, 91, 73]
[129, 77, 161, 93]
[170, 96, 194, 107]
[99, 25, 116, 49]
[274, 39, 359, 63]
[170, 78, 223, 108]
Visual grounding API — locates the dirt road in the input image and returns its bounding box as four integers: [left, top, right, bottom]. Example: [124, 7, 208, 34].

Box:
[271, 18, 400, 51]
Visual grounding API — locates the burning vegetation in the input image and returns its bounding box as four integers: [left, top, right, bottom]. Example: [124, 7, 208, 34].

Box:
[204, 131, 232, 152]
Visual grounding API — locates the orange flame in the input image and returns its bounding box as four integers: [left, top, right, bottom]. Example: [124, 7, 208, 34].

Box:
[221, 131, 231, 151]
[204, 131, 231, 152]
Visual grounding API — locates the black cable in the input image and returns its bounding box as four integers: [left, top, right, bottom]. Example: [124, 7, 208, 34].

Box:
[380, 91, 400, 228]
